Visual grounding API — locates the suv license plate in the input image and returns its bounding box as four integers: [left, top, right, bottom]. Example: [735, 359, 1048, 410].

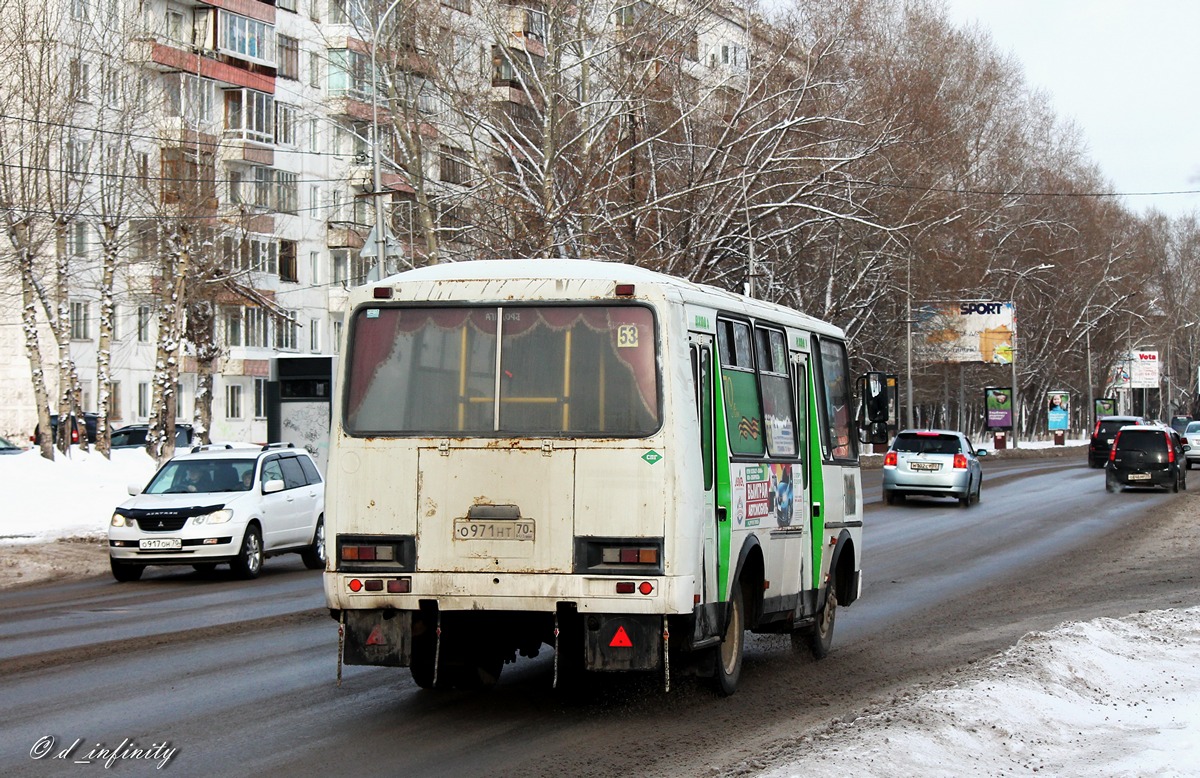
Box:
[454, 519, 535, 541]
[1128, 473, 1152, 481]
[139, 538, 182, 550]
[910, 462, 941, 471]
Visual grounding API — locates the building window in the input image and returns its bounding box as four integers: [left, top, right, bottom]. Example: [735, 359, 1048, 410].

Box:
[164, 8, 186, 43]
[224, 306, 244, 347]
[278, 0, 296, 11]
[176, 382, 186, 420]
[277, 34, 300, 79]
[331, 248, 370, 286]
[308, 51, 321, 89]
[275, 310, 298, 350]
[137, 382, 150, 419]
[332, 317, 343, 348]
[71, 0, 89, 21]
[110, 381, 122, 421]
[232, 165, 275, 209]
[224, 89, 274, 144]
[218, 11, 275, 66]
[137, 304, 153, 342]
[440, 145, 470, 185]
[275, 171, 298, 213]
[70, 221, 89, 256]
[246, 308, 269, 348]
[254, 378, 268, 419]
[309, 318, 320, 352]
[136, 152, 150, 189]
[278, 240, 298, 281]
[226, 383, 243, 419]
[328, 48, 372, 101]
[66, 137, 89, 176]
[70, 300, 91, 340]
[166, 74, 215, 125]
[308, 118, 320, 152]
[160, 147, 216, 206]
[275, 103, 298, 146]
[309, 250, 321, 285]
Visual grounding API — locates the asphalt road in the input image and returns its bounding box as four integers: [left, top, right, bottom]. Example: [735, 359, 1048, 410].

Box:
[3, 456, 1197, 778]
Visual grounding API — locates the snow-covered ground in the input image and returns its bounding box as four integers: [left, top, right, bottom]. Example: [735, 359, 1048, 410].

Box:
[1, 445, 1197, 776]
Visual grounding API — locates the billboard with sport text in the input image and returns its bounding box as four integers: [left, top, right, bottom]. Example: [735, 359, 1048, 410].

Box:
[915, 301, 1015, 364]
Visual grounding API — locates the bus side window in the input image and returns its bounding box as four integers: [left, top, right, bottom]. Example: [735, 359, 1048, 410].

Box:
[690, 343, 714, 491]
[791, 354, 809, 488]
[716, 319, 764, 457]
[754, 327, 797, 458]
[817, 338, 856, 460]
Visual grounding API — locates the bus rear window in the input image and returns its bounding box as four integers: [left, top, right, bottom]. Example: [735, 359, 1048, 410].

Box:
[344, 305, 660, 436]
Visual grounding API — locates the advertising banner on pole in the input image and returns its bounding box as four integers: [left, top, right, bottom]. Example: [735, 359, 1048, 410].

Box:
[1047, 391, 1069, 431]
[1130, 351, 1159, 389]
[916, 302, 1015, 364]
[984, 387, 1013, 430]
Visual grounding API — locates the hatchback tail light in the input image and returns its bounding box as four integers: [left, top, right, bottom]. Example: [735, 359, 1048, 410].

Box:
[884, 451, 897, 467]
[953, 453, 968, 469]
[1110, 432, 1121, 461]
[1166, 432, 1175, 463]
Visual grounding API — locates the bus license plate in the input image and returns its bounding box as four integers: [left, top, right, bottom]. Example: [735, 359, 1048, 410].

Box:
[139, 538, 182, 550]
[454, 519, 535, 541]
[910, 461, 941, 471]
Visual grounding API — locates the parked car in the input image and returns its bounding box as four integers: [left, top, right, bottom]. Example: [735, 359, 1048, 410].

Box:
[1105, 424, 1187, 493]
[1181, 421, 1200, 471]
[0, 435, 24, 455]
[882, 429, 985, 507]
[110, 423, 196, 449]
[108, 442, 325, 582]
[1088, 415, 1145, 468]
[31, 412, 99, 446]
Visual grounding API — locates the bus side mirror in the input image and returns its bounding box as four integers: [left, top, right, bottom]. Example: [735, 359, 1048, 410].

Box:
[863, 371, 888, 423]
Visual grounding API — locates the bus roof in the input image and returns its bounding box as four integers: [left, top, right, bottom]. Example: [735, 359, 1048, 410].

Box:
[365, 259, 845, 339]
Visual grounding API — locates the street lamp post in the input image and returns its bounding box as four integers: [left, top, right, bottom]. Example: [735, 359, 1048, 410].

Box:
[369, 0, 406, 278]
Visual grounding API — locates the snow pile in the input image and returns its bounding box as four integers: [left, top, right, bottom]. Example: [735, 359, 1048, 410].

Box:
[0, 447, 158, 542]
[761, 607, 1200, 777]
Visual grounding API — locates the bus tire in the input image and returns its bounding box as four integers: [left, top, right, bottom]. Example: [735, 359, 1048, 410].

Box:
[712, 583, 745, 696]
[807, 584, 838, 660]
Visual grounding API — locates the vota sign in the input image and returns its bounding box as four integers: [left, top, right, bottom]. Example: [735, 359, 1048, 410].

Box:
[1130, 350, 1159, 389]
[915, 301, 1015, 364]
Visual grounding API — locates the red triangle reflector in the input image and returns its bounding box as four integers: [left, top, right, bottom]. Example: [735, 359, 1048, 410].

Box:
[609, 626, 633, 648]
[365, 626, 385, 646]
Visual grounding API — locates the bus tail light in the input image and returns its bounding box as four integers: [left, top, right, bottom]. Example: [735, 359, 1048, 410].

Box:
[884, 451, 897, 467]
[605, 547, 658, 565]
[342, 544, 394, 562]
[953, 453, 968, 469]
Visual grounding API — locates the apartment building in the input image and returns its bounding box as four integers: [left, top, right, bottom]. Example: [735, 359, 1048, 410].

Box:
[0, 0, 751, 444]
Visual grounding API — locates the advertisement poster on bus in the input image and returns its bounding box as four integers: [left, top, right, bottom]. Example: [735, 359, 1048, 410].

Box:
[915, 301, 1015, 364]
[1130, 350, 1160, 389]
[1047, 392, 1070, 431]
[1095, 397, 1117, 418]
[984, 387, 1013, 430]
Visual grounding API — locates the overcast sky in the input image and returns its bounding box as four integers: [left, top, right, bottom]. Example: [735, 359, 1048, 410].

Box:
[942, 0, 1200, 219]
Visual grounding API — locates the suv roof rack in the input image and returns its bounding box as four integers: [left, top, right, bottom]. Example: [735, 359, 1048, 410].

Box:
[261, 442, 296, 451]
[190, 443, 237, 453]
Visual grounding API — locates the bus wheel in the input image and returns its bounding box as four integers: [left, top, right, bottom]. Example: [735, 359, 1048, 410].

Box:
[804, 584, 838, 660]
[712, 584, 744, 696]
[410, 633, 437, 689]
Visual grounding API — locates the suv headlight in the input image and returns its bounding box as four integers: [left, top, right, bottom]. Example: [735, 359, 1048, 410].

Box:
[194, 508, 234, 525]
[110, 513, 130, 527]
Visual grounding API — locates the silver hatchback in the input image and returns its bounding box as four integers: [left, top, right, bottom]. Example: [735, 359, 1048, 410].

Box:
[882, 429, 984, 507]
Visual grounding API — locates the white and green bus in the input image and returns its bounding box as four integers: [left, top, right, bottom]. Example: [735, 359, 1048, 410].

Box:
[325, 259, 863, 694]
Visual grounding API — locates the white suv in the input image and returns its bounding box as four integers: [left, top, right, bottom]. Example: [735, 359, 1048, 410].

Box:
[108, 443, 325, 582]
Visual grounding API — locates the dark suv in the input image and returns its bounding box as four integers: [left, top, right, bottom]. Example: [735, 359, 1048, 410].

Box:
[110, 423, 196, 449]
[1105, 425, 1187, 493]
[1089, 415, 1144, 468]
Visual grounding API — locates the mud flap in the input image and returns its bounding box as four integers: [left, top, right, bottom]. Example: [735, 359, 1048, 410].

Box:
[342, 610, 413, 667]
[584, 614, 661, 671]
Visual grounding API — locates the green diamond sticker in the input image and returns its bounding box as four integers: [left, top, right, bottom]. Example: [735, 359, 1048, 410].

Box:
[642, 450, 662, 465]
